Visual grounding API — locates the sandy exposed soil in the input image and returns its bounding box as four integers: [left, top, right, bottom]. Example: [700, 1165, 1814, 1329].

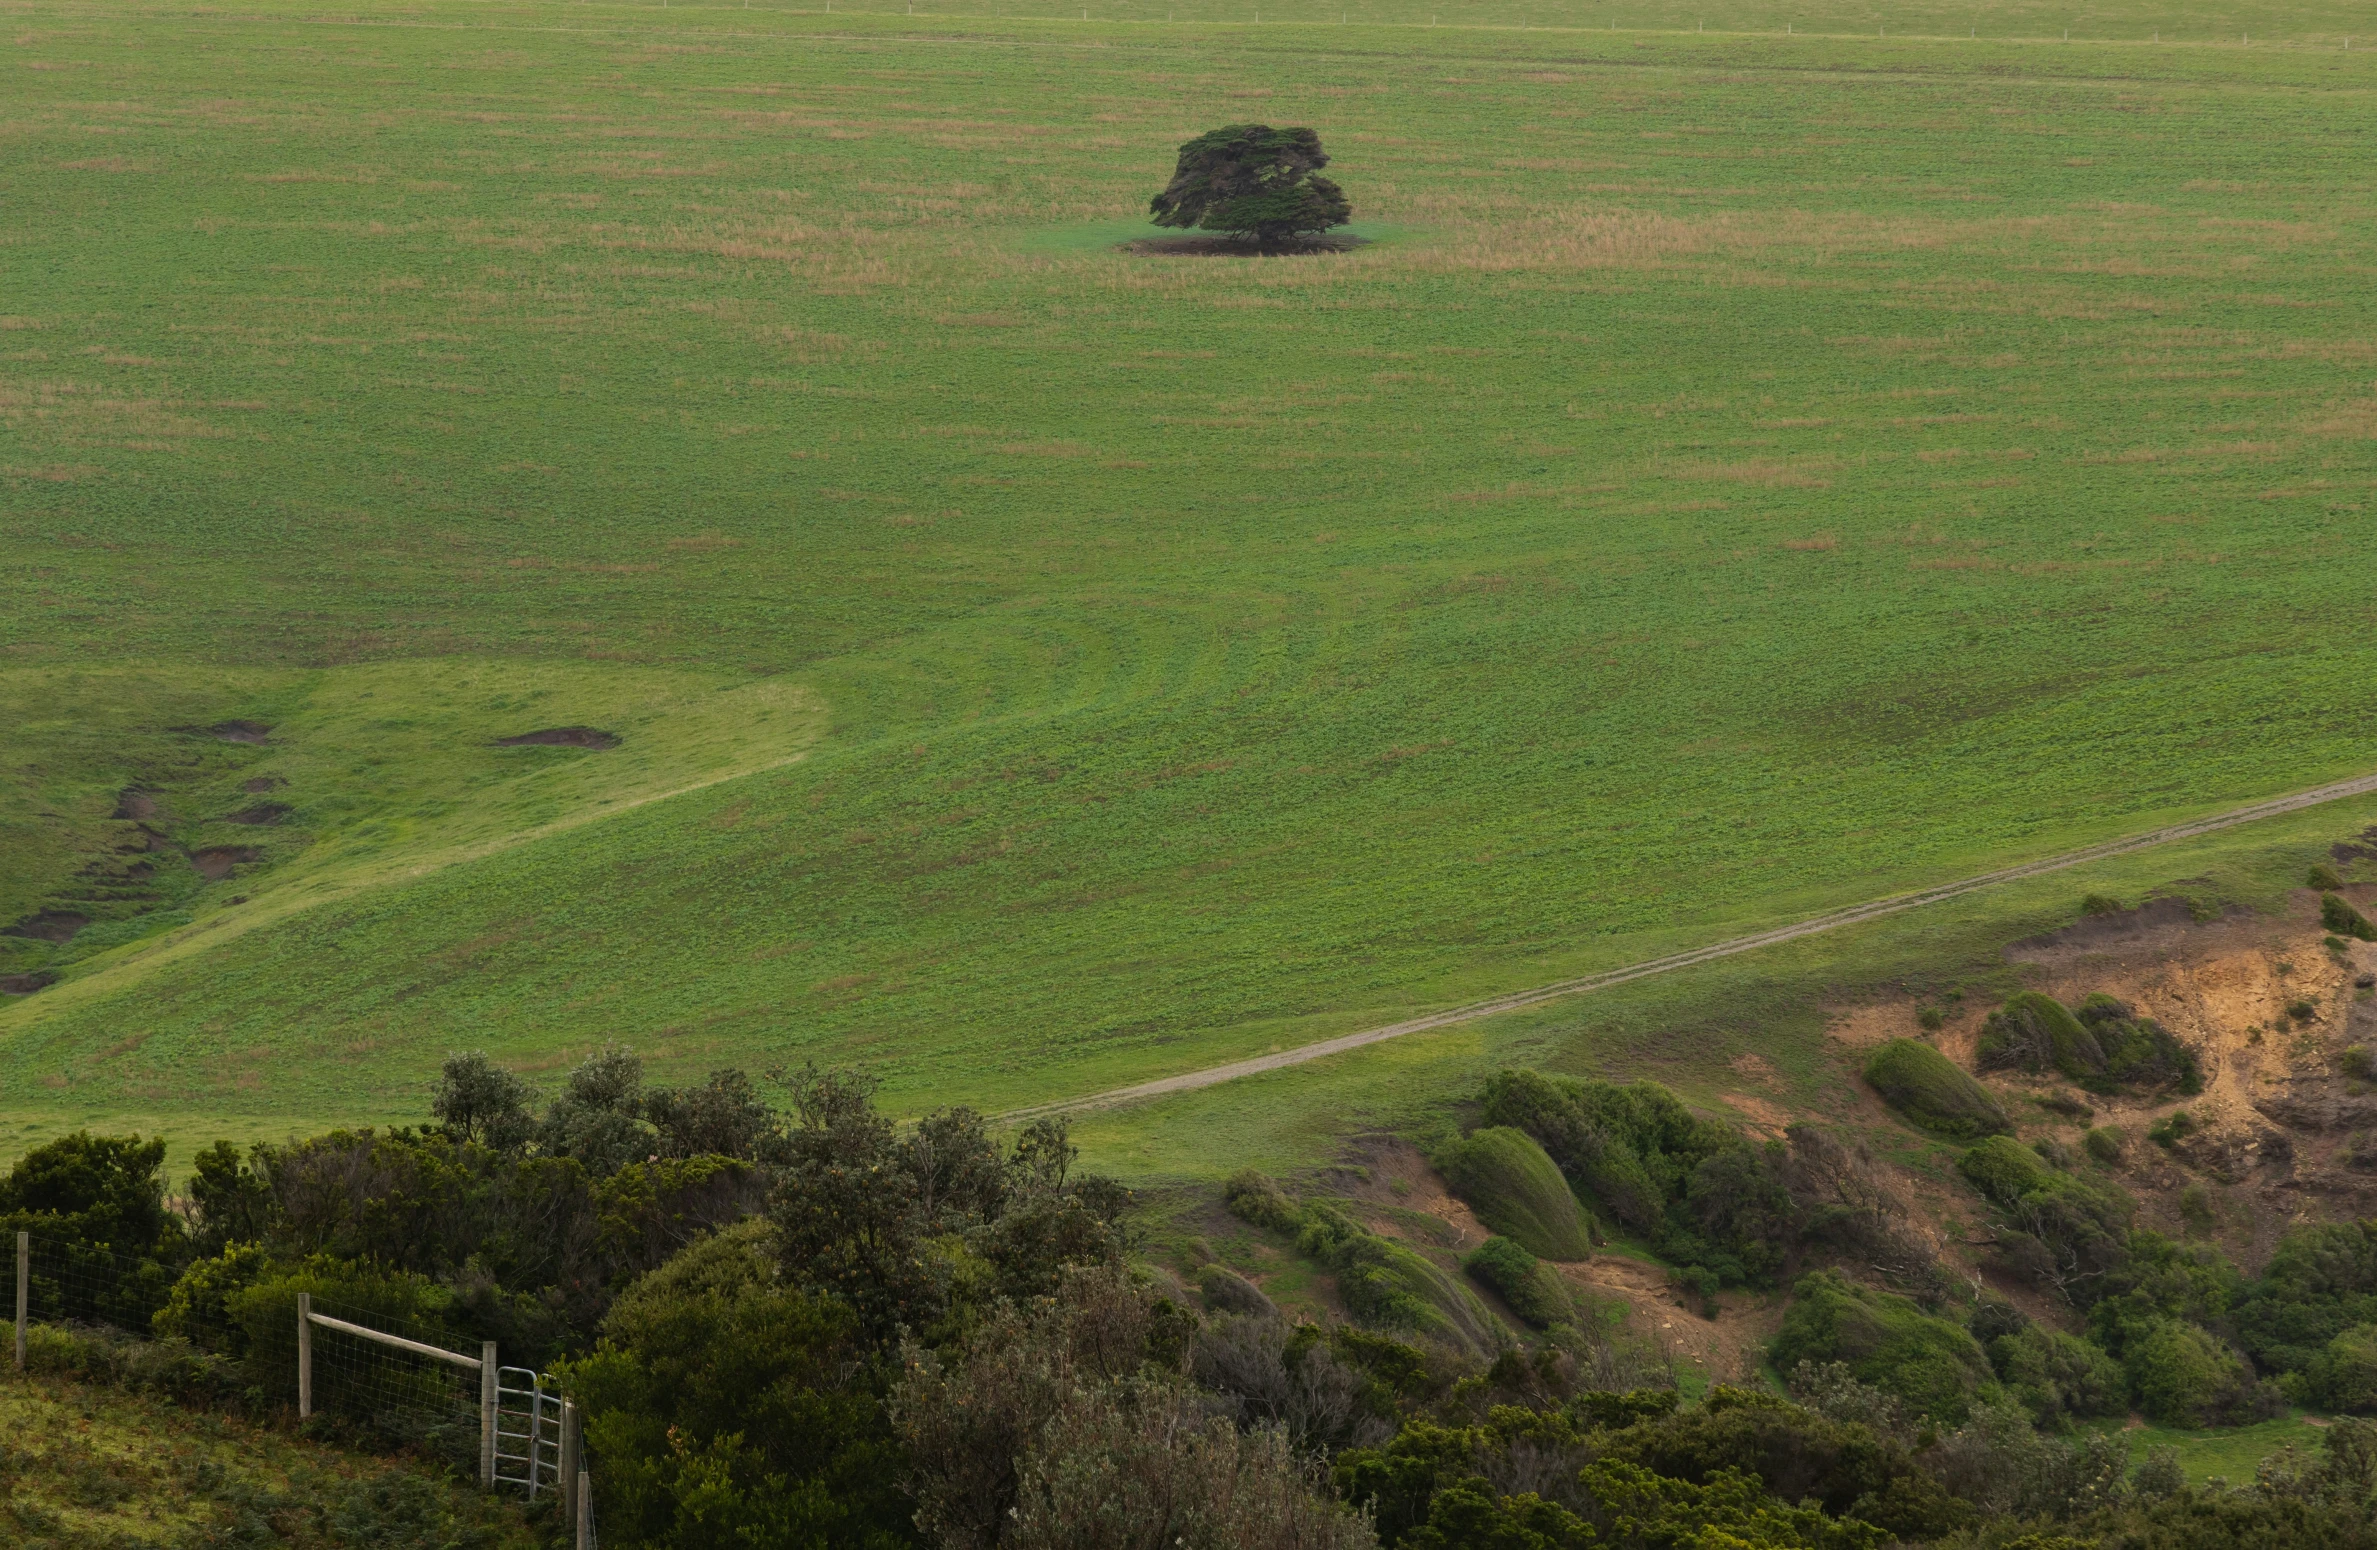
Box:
[1830, 887, 2377, 1270]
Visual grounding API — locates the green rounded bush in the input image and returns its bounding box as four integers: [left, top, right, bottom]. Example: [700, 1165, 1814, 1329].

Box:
[1437, 1126, 1593, 1261]
[1864, 1039, 2012, 1139]
[1462, 1235, 1572, 1329]
[2322, 892, 2376, 943]
[1769, 1269, 1992, 1424]
[2125, 1320, 2271, 1427]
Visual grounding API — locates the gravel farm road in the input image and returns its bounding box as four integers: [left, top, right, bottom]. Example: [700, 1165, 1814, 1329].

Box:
[1001, 769, 2377, 1122]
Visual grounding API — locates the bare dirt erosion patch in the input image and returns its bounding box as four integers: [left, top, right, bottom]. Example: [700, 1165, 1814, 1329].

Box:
[189, 847, 261, 881]
[112, 789, 158, 821]
[5, 912, 89, 944]
[495, 727, 620, 749]
[221, 803, 289, 826]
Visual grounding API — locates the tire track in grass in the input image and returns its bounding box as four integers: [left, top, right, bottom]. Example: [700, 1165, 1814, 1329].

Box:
[1005, 768, 2377, 1120]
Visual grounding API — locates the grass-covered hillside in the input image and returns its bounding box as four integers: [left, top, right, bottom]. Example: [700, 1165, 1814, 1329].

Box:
[0, 1369, 539, 1549]
[5, 0, 2376, 1169]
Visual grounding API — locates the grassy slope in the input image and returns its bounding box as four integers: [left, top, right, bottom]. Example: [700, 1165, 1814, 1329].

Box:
[3, 1, 2374, 1161]
[0, 1372, 538, 1548]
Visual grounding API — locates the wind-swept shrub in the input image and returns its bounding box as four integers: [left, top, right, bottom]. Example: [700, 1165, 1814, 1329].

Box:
[1299, 1203, 1500, 1355]
[1435, 1126, 1593, 1260]
[1769, 1270, 1992, 1425]
[1481, 1070, 1794, 1286]
[2323, 892, 2377, 942]
[1863, 1040, 2011, 1139]
[1462, 1236, 1572, 1329]
[1958, 1137, 2133, 1307]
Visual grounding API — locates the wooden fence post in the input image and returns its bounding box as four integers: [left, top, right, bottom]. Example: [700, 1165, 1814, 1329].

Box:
[559, 1400, 581, 1533]
[479, 1342, 498, 1486]
[14, 1231, 26, 1373]
[577, 1469, 592, 1550]
[296, 1292, 312, 1417]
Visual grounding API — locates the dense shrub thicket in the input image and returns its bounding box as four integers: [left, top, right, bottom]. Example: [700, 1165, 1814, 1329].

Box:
[1976, 992, 2202, 1095]
[1480, 1069, 1797, 1286]
[10, 1052, 2377, 1548]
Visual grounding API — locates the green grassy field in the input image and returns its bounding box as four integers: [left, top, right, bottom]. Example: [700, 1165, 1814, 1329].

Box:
[4, 0, 2374, 1170]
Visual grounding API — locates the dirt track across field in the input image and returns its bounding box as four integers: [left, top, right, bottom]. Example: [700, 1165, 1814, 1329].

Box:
[1001, 769, 2377, 1122]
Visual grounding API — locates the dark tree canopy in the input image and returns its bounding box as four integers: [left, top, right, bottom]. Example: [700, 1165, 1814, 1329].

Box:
[1149, 123, 1352, 244]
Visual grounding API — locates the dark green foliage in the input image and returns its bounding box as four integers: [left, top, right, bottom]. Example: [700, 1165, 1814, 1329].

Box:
[1976, 992, 2201, 1096]
[1148, 124, 1352, 243]
[593, 1154, 771, 1285]
[768, 1067, 1126, 1341]
[2234, 1220, 2377, 1403]
[2324, 892, 2377, 941]
[2311, 863, 2348, 890]
[537, 1041, 653, 1176]
[2086, 1230, 2248, 1356]
[2085, 1125, 2127, 1164]
[1462, 1236, 1571, 1329]
[897, 1267, 1376, 1550]
[1224, 1168, 1305, 1234]
[2298, 1325, 2377, 1414]
[2149, 1109, 2197, 1148]
[153, 1240, 272, 1355]
[1299, 1201, 1499, 1354]
[1437, 1126, 1594, 1260]
[1769, 1271, 1992, 1424]
[1959, 1137, 2134, 1306]
[642, 1068, 787, 1163]
[2344, 1045, 2377, 1081]
[0, 1130, 179, 1254]
[1988, 1324, 2128, 1427]
[430, 1051, 536, 1150]
[0, 1131, 186, 1328]
[565, 1221, 913, 1550]
[187, 1139, 276, 1258]
[2122, 1318, 2282, 1427]
[1481, 1069, 1794, 1287]
[1862, 1039, 2012, 1139]
[1975, 991, 2097, 1078]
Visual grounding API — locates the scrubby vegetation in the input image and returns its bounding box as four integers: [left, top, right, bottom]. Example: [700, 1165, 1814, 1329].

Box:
[2324, 893, 2377, 942]
[11, 1048, 2377, 1546]
[1769, 1271, 1992, 1424]
[1862, 1041, 2013, 1139]
[1976, 992, 2203, 1096]
[1482, 1070, 1796, 1287]
[1435, 1126, 1594, 1261]
[1461, 1236, 1573, 1329]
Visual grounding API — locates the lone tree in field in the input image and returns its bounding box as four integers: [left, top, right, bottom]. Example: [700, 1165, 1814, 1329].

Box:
[1149, 124, 1352, 246]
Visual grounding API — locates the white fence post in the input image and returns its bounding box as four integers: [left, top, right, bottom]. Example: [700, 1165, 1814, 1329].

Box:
[14, 1231, 26, 1372]
[296, 1292, 312, 1417]
[479, 1342, 498, 1486]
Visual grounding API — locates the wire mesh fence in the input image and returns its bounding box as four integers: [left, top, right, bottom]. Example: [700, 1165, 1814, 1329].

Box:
[18, 1231, 190, 1344]
[13, 1230, 599, 1532]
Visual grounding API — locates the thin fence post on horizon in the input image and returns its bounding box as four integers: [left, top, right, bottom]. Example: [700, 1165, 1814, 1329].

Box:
[13, 1232, 24, 1372]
